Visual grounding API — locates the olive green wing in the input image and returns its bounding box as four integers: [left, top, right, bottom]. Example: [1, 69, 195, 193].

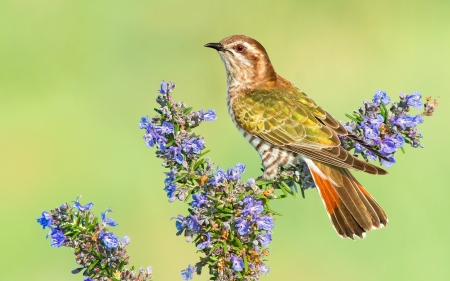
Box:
[232, 89, 387, 175]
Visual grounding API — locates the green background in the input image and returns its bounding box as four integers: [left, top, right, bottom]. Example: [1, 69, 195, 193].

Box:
[1, 0, 449, 280]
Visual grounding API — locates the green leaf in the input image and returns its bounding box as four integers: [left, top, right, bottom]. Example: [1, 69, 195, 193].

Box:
[243, 255, 249, 273]
[400, 146, 405, 154]
[153, 108, 163, 114]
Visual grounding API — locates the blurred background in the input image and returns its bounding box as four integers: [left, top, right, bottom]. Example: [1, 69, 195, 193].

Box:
[1, 0, 449, 280]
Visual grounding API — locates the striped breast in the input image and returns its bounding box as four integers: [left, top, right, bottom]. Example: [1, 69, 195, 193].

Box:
[227, 93, 297, 179]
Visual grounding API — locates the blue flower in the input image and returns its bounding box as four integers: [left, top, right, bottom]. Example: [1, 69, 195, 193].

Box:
[260, 263, 270, 275]
[234, 163, 246, 174]
[158, 81, 175, 95]
[168, 146, 185, 164]
[247, 178, 255, 185]
[191, 193, 208, 208]
[37, 211, 53, 229]
[379, 138, 396, 155]
[392, 134, 405, 148]
[406, 92, 422, 109]
[373, 90, 390, 106]
[182, 137, 204, 154]
[230, 255, 244, 272]
[404, 114, 424, 127]
[258, 233, 272, 246]
[364, 114, 384, 127]
[197, 233, 211, 250]
[101, 208, 118, 227]
[99, 232, 120, 249]
[84, 278, 94, 281]
[144, 122, 168, 152]
[360, 123, 380, 140]
[242, 197, 264, 216]
[209, 168, 227, 185]
[164, 182, 177, 200]
[201, 109, 217, 122]
[235, 217, 250, 235]
[174, 215, 186, 235]
[181, 264, 195, 280]
[158, 121, 174, 135]
[48, 228, 65, 247]
[187, 215, 200, 232]
[256, 216, 274, 230]
[73, 196, 93, 211]
[380, 155, 396, 168]
[121, 236, 130, 246]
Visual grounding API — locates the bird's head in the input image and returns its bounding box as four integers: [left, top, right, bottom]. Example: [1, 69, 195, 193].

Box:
[205, 35, 277, 91]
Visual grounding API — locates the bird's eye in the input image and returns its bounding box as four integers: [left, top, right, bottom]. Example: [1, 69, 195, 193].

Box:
[235, 44, 245, 52]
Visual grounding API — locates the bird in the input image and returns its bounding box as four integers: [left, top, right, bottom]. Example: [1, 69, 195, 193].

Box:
[204, 35, 388, 240]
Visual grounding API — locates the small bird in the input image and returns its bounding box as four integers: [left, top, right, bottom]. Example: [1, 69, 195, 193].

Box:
[205, 35, 388, 239]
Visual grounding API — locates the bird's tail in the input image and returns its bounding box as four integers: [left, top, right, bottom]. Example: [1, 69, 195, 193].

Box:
[304, 159, 388, 239]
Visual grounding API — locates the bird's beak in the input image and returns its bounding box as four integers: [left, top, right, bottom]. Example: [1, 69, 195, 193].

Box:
[204, 42, 225, 51]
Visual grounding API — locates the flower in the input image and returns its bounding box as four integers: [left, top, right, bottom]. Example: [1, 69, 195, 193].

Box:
[258, 233, 272, 246]
[235, 218, 250, 235]
[181, 264, 195, 280]
[230, 255, 244, 272]
[196, 233, 211, 250]
[101, 208, 119, 227]
[201, 109, 217, 122]
[158, 81, 175, 95]
[84, 278, 94, 281]
[190, 193, 208, 208]
[372, 90, 390, 105]
[260, 263, 270, 275]
[122, 236, 131, 246]
[48, 228, 66, 247]
[406, 92, 422, 108]
[187, 215, 200, 233]
[182, 137, 204, 154]
[73, 196, 93, 211]
[37, 211, 53, 229]
[256, 216, 274, 230]
[99, 232, 120, 249]
[404, 114, 424, 127]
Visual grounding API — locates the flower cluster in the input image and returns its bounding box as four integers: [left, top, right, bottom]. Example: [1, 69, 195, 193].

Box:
[341, 90, 437, 167]
[37, 196, 153, 281]
[141, 82, 280, 280]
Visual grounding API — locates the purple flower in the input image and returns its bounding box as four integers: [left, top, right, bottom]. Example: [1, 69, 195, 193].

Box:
[256, 216, 274, 230]
[143, 122, 168, 152]
[99, 232, 120, 249]
[364, 114, 384, 127]
[373, 90, 390, 105]
[379, 138, 396, 155]
[209, 168, 227, 185]
[37, 211, 53, 229]
[260, 263, 270, 275]
[175, 215, 186, 235]
[48, 228, 65, 247]
[187, 215, 200, 232]
[181, 264, 195, 280]
[235, 218, 250, 235]
[234, 163, 246, 174]
[242, 196, 264, 216]
[201, 109, 217, 122]
[191, 193, 208, 208]
[360, 123, 380, 140]
[404, 114, 424, 127]
[182, 137, 204, 154]
[247, 178, 255, 185]
[258, 233, 272, 246]
[392, 134, 405, 148]
[101, 208, 118, 227]
[230, 255, 244, 272]
[406, 92, 422, 109]
[73, 196, 93, 211]
[158, 121, 174, 135]
[164, 182, 177, 200]
[380, 156, 396, 168]
[168, 146, 185, 164]
[121, 236, 130, 246]
[197, 233, 211, 250]
[390, 114, 408, 130]
[84, 278, 94, 281]
[158, 80, 175, 95]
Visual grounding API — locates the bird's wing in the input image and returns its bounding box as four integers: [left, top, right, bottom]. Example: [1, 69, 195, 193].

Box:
[232, 88, 387, 175]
